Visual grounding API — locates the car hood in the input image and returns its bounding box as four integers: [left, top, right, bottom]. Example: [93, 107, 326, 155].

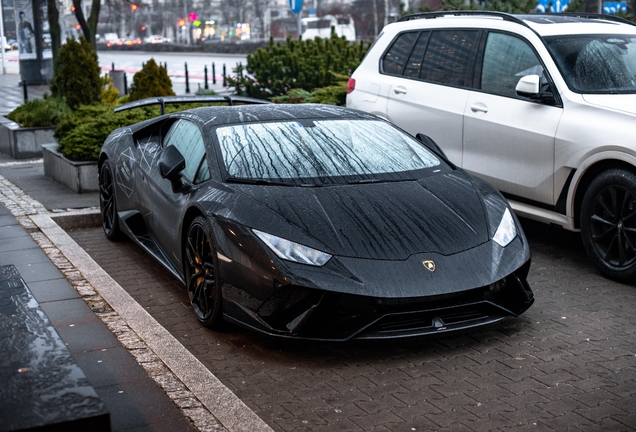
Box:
[582, 94, 636, 116]
[229, 171, 490, 260]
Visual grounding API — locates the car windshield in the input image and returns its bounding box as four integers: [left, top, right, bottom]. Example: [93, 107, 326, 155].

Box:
[215, 119, 442, 185]
[545, 34, 636, 94]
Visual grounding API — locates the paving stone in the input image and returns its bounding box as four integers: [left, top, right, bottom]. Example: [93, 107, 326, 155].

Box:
[67, 218, 636, 432]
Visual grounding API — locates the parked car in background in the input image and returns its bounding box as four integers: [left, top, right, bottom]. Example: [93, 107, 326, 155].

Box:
[98, 98, 534, 340]
[348, 11, 636, 282]
[144, 35, 169, 44]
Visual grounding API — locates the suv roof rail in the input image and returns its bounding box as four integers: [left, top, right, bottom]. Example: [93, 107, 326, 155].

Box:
[555, 12, 636, 27]
[397, 10, 532, 29]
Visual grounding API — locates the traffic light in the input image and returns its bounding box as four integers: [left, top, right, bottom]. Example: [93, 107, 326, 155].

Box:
[178, 19, 186, 27]
[70, 5, 76, 12]
[131, 4, 138, 11]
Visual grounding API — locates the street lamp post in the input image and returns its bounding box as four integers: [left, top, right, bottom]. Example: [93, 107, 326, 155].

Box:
[0, 0, 6, 74]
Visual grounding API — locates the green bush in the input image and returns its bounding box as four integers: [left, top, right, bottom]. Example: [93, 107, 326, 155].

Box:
[128, 59, 175, 101]
[271, 72, 350, 106]
[54, 101, 223, 161]
[6, 94, 72, 127]
[51, 38, 102, 110]
[55, 104, 156, 161]
[228, 33, 369, 99]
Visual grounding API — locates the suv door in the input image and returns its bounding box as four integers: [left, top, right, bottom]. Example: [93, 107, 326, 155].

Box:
[462, 31, 564, 205]
[385, 29, 481, 165]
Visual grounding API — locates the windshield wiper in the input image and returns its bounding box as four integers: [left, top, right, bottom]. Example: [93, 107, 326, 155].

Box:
[346, 177, 411, 185]
[225, 177, 320, 187]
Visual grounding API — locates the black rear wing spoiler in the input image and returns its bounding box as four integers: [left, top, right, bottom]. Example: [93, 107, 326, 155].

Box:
[114, 95, 272, 115]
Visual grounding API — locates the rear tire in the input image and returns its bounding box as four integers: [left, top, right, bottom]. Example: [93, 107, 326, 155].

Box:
[99, 161, 123, 241]
[184, 216, 223, 328]
[581, 168, 636, 282]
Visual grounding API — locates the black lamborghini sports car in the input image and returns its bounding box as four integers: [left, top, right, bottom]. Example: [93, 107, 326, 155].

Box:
[99, 97, 534, 341]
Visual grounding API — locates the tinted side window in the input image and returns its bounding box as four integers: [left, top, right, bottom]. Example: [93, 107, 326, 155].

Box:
[163, 119, 208, 183]
[404, 32, 430, 79]
[420, 30, 480, 87]
[382, 32, 418, 76]
[481, 32, 545, 98]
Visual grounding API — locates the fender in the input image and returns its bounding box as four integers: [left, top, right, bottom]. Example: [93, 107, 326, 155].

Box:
[566, 150, 636, 222]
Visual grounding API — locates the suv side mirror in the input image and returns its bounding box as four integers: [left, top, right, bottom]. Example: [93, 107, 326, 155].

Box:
[516, 74, 540, 97]
[516, 75, 556, 105]
[158, 145, 190, 192]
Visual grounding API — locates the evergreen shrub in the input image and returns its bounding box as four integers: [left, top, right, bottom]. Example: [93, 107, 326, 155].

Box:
[128, 59, 175, 101]
[271, 72, 350, 106]
[50, 38, 102, 109]
[55, 104, 157, 161]
[7, 94, 72, 127]
[228, 33, 369, 99]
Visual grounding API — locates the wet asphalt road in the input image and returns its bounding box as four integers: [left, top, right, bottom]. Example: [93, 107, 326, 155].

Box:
[68, 218, 636, 432]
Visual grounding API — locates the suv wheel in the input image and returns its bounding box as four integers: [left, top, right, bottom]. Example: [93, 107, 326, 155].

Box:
[581, 169, 636, 282]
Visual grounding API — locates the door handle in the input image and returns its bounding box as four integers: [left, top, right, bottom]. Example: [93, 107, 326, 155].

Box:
[393, 86, 407, 95]
[470, 103, 488, 113]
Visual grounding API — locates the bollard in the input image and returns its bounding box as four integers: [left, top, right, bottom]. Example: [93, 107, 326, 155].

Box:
[212, 63, 216, 85]
[185, 62, 190, 94]
[222, 63, 226, 87]
[124, 73, 128, 95]
[204, 65, 208, 90]
[22, 80, 28, 102]
[111, 62, 115, 71]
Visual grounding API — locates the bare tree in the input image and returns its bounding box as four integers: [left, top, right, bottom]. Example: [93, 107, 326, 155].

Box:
[72, 0, 102, 48]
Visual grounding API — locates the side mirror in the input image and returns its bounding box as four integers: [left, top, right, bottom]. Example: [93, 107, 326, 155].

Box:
[416, 133, 455, 168]
[516, 75, 556, 105]
[159, 145, 186, 183]
[159, 146, 191, 193]
[516, 74, 540, 97]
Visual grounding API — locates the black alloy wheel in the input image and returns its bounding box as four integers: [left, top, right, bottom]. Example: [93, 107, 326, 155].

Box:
[99, 161, 123, 241]
[185, 216, 223, 327]
[581, 168, 636, 282]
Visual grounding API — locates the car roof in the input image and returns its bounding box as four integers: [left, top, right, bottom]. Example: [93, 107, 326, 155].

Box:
[388, 12, 636, 38]
[182, 104, 378, 126]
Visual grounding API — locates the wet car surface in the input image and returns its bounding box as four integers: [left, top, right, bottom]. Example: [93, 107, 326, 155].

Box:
[99, 103, 533, 340]
[69, 219, 636, 431]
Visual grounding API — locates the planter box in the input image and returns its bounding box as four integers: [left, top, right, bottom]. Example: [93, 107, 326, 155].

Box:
[42, 143, 99, 194]
[0, 116, 56, 159]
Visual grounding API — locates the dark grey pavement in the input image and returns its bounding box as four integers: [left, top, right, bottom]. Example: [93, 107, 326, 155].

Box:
[0, 201, 197, 432]
[67, 220, 636, 432]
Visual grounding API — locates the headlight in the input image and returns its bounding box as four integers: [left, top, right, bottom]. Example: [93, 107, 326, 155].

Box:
[493, 208, 517, 247]
[252, 229, 332, 266]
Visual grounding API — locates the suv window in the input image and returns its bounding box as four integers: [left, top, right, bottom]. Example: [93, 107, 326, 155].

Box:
[163, 119, 210, 183]
[481, 32, 545, 98]
[420, 30, 480, 87]
[382, 32, 418, 75]
[404, 32, 430, 78]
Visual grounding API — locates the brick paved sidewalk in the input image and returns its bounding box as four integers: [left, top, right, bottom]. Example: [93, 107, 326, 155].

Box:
[68, 219, 636, 432]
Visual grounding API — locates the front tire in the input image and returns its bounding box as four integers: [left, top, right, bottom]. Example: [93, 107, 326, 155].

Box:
[581, 168, 636, 282]
[185, 216, 223, 328]
[99, 161, 123, 241]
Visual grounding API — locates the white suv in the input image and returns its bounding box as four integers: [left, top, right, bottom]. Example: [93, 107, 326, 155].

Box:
[347, 11, 636, 282]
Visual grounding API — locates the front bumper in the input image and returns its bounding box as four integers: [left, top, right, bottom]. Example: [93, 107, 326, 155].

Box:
[222, 260, 533, 341]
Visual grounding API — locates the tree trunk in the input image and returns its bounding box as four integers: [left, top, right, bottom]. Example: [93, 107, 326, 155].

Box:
[72, 0, 101, 48]
[47, 0, 60, 64]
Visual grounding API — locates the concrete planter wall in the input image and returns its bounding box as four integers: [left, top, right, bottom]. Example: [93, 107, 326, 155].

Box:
[42, 143, 99, 194]
[0, 116, 56, 159]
